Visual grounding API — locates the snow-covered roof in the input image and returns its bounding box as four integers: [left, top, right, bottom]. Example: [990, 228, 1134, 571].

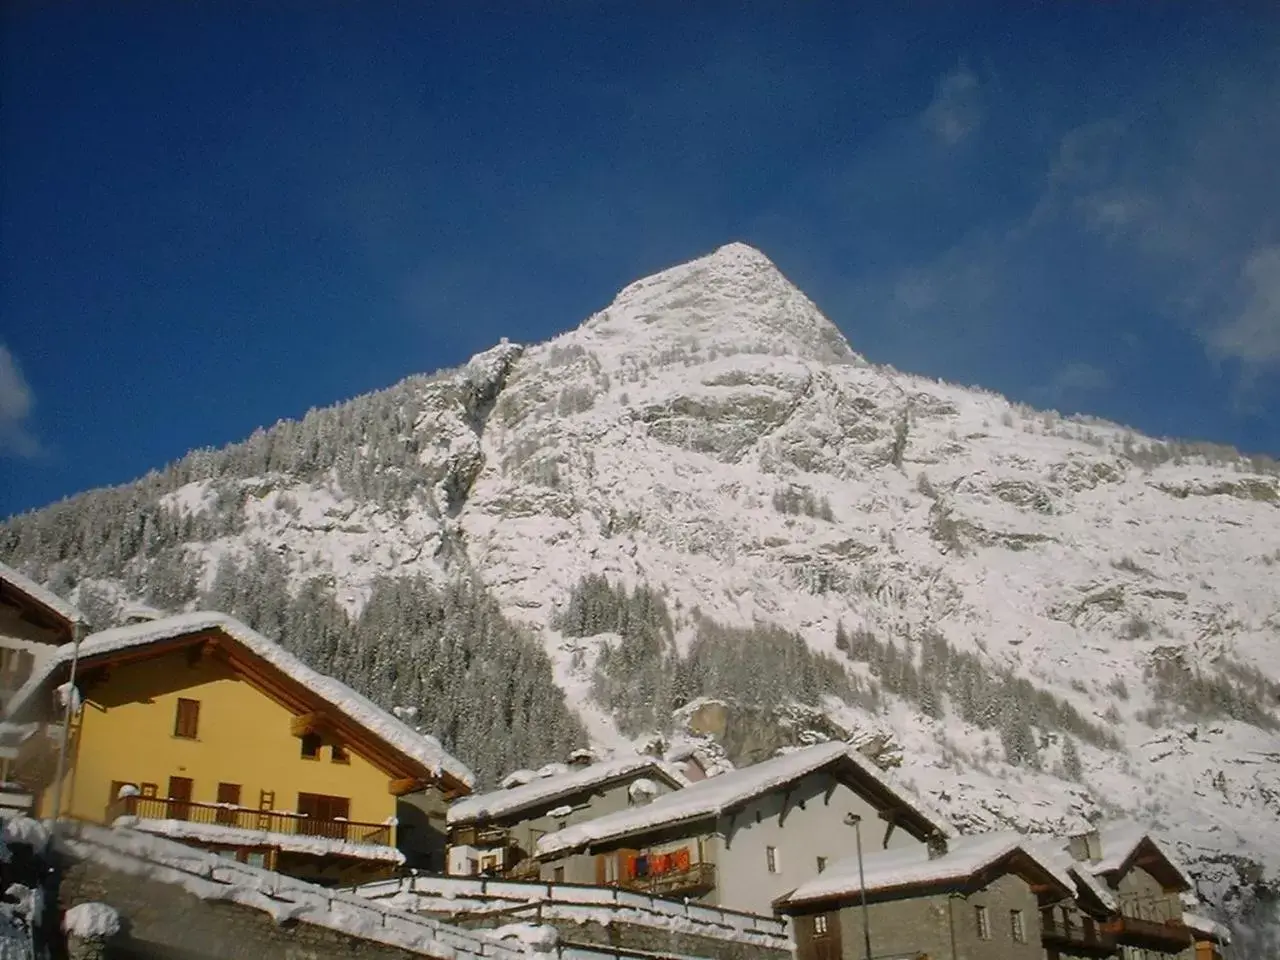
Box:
[1183, 912, 1231, 943]
[448, 756, 687, 826]
[116, 815, 406, 864]
[6, 611, 475, 789]
[0, 560, 83, 627]
[1026, 838, 1118, 913]
[1088, 820, 1196, 889]
[780, 832, 1074, 907]
[535, 741, 954, 859]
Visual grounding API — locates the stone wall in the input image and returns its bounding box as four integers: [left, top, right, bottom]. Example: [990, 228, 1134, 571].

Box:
[59, 858, 462, 960]
[452, 914, 786, 960]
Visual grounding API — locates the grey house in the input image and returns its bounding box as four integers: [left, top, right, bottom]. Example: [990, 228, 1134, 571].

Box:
[1057, 822, 1198, 959]
[0, 561, 81, 713]
[446, 754, 687, 878]
[534, 740, 955, 916]
[775, 831, 1076, 960]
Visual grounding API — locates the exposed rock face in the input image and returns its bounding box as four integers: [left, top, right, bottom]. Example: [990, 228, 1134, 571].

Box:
[4, 242, 1279, 942]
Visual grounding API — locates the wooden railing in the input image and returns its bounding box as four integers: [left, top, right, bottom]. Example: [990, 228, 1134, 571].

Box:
[114, 795, 393, 847]
[1041, 913, 1115, 954]
[1101, 915, 1193, 950]
[617, 861, 716, 898]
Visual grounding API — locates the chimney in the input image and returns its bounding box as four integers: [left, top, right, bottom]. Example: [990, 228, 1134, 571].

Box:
[1067, 829, 1103, 863]
[927, 833, 949, 860]
[566, 748, 595, 769]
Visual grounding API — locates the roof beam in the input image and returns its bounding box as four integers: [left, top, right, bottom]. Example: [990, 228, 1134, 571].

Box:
[389, 777, 428, 797]
[290, 711, 326, 737]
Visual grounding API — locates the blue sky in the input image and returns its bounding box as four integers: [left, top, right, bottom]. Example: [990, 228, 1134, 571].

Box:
[2, 2, 1278, 517]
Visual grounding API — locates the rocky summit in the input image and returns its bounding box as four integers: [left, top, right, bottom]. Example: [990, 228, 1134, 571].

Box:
[4, 243, 1279, 941]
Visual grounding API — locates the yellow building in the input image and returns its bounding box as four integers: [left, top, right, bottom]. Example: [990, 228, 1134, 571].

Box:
[4, 611, 474, 886]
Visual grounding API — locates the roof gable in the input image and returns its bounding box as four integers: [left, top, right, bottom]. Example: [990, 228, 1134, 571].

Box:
[6, 611, 474, 792]
[1089, 820, 1194, 892]
[778, 832, 1074, 909]
[535, 741, 954, 859]
[0, 561, 82, 637]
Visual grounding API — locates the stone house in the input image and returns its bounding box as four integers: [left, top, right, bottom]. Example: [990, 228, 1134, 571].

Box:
[445, 754, 687, 877]
[534, 740, 955, 916]
[1060, 822, 1198, 960]
[775, 831, 1077, 960]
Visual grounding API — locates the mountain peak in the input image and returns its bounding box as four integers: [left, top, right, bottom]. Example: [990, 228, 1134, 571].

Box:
[580, 243, 858, 364]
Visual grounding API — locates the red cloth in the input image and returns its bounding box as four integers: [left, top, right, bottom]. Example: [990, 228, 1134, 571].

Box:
[673, 847, 691, 872]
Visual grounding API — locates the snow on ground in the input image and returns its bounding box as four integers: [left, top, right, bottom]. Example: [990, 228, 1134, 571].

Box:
[62, 902, 120, 940]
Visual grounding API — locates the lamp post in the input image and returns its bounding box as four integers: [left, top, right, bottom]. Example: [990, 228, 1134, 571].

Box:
[49, 618, 87, 827]
[845, 812, 873, 960]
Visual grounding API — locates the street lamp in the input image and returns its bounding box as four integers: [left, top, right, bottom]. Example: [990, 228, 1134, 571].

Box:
[844, 812, 873, 960]
[49, 618, 87, 827]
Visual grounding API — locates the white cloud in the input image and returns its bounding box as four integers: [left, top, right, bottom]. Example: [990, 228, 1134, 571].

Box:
[1210, 246, 1280, 369]
[922, 64, 982, 145]
[1050, 362, 1110, 396]
[0, 344, 40, 458]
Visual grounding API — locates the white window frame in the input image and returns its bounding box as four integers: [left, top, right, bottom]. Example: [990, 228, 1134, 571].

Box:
[765, 845, 779, 873]
[975, 904, 991, 940]
[1011, 908, 1025, 942]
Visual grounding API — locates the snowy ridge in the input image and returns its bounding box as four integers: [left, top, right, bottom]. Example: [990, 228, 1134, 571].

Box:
[5, 612, 475, 788]
[4, 242, 1280, 940]
[113, 815, 406, 864]
[448, 757, 688, 826]
[56, 821, 525, 959]
[0, 559, 82, 625]
[535, 742, 954, 859]
[779, 831, 1073, 906]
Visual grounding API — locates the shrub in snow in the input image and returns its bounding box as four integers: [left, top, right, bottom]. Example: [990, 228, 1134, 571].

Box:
[115, 784, 139, 800]
[1, 819, 48, 854]
[62, 903, 121, 941]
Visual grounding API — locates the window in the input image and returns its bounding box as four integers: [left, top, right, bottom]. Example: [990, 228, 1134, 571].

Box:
[300, 732, 322, 759]
[140, 782, 158, 798]
[816, 856, 827, 873]
[814, 914, 829, 936]
[1011, 909, 1025, 943]
[975, 905, 991, 940]
[331, 742, 349, 764]
[766, 846, 779, 873]
[553, 866, 565, 883]
[173, 698, 200, 739]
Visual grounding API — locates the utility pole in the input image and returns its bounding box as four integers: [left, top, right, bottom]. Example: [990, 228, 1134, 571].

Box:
[49, 618, 87, 827]
[845, 813, 873, 960]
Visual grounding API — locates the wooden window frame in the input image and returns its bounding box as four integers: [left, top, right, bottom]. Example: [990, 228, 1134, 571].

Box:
[766, 845, 779, 873]
[300, 732, 322, 760]
[173, 698, 200, 739]
[814, 914, 829, 936]
[975, 904, 991, 940]
[1010, 908, 1025, 943]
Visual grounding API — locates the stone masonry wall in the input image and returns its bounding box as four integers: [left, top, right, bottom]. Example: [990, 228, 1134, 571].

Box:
[59, 858, 454, 960]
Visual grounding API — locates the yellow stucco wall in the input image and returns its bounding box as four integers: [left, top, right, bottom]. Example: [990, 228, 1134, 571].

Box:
[41, 648, 397, 833]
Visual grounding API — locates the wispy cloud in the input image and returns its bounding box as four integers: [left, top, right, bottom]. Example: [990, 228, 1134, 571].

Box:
[0, 344, 41, 458]
[1036, 362, 1111, 408]
[922, 63, 982, 145]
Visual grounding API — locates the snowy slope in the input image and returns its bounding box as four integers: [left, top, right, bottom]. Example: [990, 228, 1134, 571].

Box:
[4, 242, 1279, 939]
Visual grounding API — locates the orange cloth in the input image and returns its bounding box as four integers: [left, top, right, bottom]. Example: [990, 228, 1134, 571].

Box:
[673, 847, 691, 871]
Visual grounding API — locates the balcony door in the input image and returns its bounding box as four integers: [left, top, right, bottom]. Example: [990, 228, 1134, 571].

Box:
[167, 776, 193, 821]
[297, 792, 350, 839]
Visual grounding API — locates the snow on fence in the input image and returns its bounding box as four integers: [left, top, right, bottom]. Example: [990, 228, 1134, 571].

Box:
[56, 822, 527, 960]
[353, 875, 790, 950]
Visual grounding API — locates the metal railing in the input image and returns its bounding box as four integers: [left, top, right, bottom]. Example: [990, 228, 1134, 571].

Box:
[113, 794, 393, 847]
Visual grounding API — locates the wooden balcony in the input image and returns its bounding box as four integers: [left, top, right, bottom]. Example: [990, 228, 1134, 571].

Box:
[1101, 915, 1193, 952]
[1041, 914, 1116, 956]
[618, 862, 716, 898]
[113, 795, 393, 848]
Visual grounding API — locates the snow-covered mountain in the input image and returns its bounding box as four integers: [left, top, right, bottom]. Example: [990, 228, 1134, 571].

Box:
[4, 243, 1279, 942]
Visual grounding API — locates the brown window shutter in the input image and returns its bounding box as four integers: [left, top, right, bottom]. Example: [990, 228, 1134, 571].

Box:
[174, 699, 200, 738]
